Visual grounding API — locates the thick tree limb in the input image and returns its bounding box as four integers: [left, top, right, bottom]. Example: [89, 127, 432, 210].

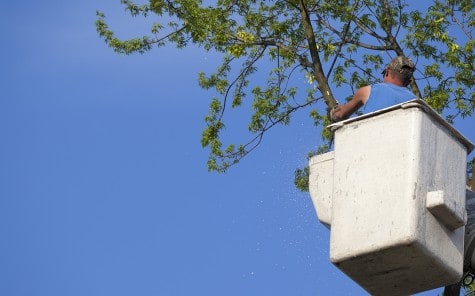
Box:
[298, 0, 337, 108]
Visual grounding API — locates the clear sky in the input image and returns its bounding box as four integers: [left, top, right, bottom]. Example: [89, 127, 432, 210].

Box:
[1, 1, 473, 296]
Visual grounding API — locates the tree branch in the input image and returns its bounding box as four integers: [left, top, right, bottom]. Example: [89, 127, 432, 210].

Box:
[327, 0, 361, 78]
[222, 97, 321, 166]
[298, 0, 337, 108]
[219, 48, 266, 121]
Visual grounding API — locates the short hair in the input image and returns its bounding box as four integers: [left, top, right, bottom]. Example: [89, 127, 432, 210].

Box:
[389, 69, 413, 86]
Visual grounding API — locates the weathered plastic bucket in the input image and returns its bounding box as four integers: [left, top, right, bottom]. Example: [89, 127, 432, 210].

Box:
[309, 99, 474, 296]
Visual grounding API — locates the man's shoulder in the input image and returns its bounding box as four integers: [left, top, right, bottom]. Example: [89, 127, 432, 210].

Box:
[355, 85, 371, 104]
[356, 84, 372, 92]
[373, 82, 408, 90]
[372, 82, 392, 89]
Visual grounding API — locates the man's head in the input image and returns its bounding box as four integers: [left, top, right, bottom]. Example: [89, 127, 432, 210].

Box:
[382, 56, 415, 86]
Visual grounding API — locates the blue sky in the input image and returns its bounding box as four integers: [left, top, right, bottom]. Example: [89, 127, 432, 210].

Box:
[1, 1, 473, 296]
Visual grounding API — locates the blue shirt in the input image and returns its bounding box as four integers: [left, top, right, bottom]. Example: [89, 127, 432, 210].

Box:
[363, 83, 415, 113]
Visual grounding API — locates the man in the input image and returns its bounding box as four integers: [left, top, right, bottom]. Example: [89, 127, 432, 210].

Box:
[330, 56, 416, 122]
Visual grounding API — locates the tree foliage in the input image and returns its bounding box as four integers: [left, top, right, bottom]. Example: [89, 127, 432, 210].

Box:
[96, 0, 474, 179]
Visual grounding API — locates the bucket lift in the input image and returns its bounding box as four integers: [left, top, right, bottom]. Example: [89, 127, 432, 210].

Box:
[309, 99, 474, 295]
